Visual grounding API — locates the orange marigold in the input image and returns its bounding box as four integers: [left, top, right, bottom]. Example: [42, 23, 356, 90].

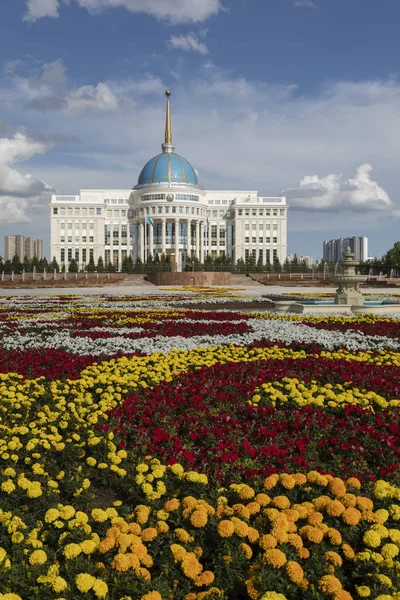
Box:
[259, 534, 277, 550]
[280, 474, 296, 489]
[341, 493, 357, 508]
[181, 553, 203, 579]
[239, 543, 253, 559]
[325, 551, 343, 567]
[286, 560, 304, 584]
[263, 548, 287, 568]
[342, 507, 361, 526]
[113, 553, 140, 571]
[174, 528, 193, 543]
[346, 477, 361, 490]
[329, 478, 347, 497]
[247, 527, 260, 543]
[342, 544, 355, 560]
[170, 544, 187, 562]
[319, 575, 342, 594]
[194, 571, 215, 587]
[231, 517, 249, 537]
[135, 567, 151, 581]
[272, 495, 291, 510]
[308, 512, 324, 525]
[333, 592, 353, 600]
[264, 474, 279, 490]
[292, 473, 307, 485]
[356, 497, 374, 511]
[327, 528, 342, 545]
[217, 520, 234, 538]
[326, 500, 346, 517]
[141, 591, 162, 600]
[141, 528, 158, 542]
[190, 509, 208, 528]
[255, 493, 270, 506]
[164, 499, 180, 512]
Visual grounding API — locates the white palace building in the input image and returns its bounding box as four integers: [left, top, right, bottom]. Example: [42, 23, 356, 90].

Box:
[50, 92, 288, 271]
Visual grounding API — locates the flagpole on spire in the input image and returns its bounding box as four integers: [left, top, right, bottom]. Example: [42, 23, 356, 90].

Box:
[165, 90, 172, 145]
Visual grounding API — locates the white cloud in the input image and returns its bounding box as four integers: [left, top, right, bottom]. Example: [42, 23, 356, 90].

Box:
[24, 0, 222, 23]
[167, 32, 209, 55]
[0, 132, 53, 223]
[3, 59, 119, 113]
[283, 164, 392, 211]
[294, 0, 317, 7]
[24, 0, 59, 21]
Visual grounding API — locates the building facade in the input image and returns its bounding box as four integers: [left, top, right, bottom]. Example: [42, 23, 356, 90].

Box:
[323, 237, 368, 263]
[4, 235, 43, 261]
[50, 92, 288, 271]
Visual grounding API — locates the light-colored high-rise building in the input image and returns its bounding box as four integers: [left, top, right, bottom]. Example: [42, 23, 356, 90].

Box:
[323, 237, 368, 263]
[4, 235, 44, 261]
[50, 91, 288, 271]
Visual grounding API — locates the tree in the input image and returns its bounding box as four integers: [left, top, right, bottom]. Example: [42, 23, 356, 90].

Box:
[122, 255, 134, 273]
[11, 254, 22, 274]
[51, 257, 60, 273]
[383, 242, 400, 266]
[68, 258, 79, 273]
[86, 256, 96, 273]
[96, 257, 105, 273]
[272, 257, 282, 273]
[106, 261, 116, 273]
[3, 259, 12, 274]
[23, 255, 31, 273]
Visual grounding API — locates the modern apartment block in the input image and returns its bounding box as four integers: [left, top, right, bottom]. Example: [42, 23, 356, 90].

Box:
[4, 235, 43, 261]
[323, 237, 368, 263]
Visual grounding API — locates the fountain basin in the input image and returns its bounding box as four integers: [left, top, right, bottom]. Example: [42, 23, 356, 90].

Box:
[277, 300, 400, 315]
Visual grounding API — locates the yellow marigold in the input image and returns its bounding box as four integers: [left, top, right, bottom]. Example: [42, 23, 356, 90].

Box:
[287, 534, 303, 550]
[217, 520, 234, 538]
[181, 553, 203, 578]
[292, 473, 307, 485]
[329, 478, 346, 497]
[272, 495, 291, 510]
[239, 543, 253, 559]
[164, 499, 180, 512]
[247, 527, 260, 543]
[141, 528, 158, 542]
[286, 561, 304, 584]
[376, 574, 392, 587]
[29, 549, 47, 565]
[308, 511, 324, 525]
[80, 540, 97, 555]
[260, 593, 287, 600]
[326, 500, 346, 517]
[263, 548, 287, 568]
[45, 508, 60, 523]
[52, 576, 68, 593]
[75, 573, 96, 593]
[174, 529, 193, 543]
[182, 496, 198, 510]
[170, 544, 187, 562]
[342, 544, 355, 560]
[194, 571, 215, 587]
[156, 510, 169, 521]
[92, 579, 108, 599]
[259, 534, 277, 550]
[91, 509, 108, 523]
[141, 592, 162, 600]
[190, 509, 208, 528]
[381, 543, 399, 559]
[59, 505, 75, 520]
[342, 493, 357, 508]
[325, 551, 342, 567]
[318, 575, 342, 594]
[355, 586, 371, 597]
[346, 477, 361, 490]
[363, 530, 381, 548]
[342, 507, 361, 526]
[375, 509, 389, 524]
[64, 543, 82, 559]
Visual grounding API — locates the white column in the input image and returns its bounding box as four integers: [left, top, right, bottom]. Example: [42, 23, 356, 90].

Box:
[161, 219, 166, 255]
[195, 220, 200, 259]
[139, 222, 144, 262]
[200, 222, 205, 263]
[187, 219, 192, 257]
[149, 221, 154, 257]
[175, 219, 180, 271]
[216, 223, 220, 257]
[135, 222, 139, 262]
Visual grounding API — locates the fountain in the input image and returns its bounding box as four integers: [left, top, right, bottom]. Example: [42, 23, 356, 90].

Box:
[331, 247, 367, 306]
[273, 246, 400, 315]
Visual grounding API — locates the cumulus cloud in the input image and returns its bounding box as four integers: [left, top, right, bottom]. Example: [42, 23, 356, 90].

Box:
[4, 59, 119, 113]
[24, 0, 222, 23]
[167, 32, 209, 55]
[0, 132, 54, 223]
[284, 164, 392, 211]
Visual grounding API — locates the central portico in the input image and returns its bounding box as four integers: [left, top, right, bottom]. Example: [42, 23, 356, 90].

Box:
[129, 90, 207, 271]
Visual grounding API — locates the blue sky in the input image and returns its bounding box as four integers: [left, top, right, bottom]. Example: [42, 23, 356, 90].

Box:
[1, 0, 400, 259]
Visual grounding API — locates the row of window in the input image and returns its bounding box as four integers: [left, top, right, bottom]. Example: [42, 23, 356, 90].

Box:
[208, 199, 231, 205]
[245, 224, 279, 231]
[132, 206, 204, 218]
[53, 207, 102, 216]
[60, 248, 94, 263]
[104, 199, 127, 204]
[244, 237, 278, 244]
[245, 248, 278, 262]
[237, 209, 285, 217]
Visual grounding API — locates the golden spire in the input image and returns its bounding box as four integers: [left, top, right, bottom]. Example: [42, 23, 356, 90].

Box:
[165, 90, 172, 145]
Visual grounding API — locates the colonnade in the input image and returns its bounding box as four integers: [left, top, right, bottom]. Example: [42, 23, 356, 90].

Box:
[134, 218, 205, 266]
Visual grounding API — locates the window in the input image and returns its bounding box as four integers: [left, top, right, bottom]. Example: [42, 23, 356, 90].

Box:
[226, 211, 231, 217]
[90, 249, 94, 260]
[176, 194, 199, 202]
[60, 249, 65, 262]
[273, 237, 277, 244]
[82, 249, 87, 263]
[259, 249, 263, 263]
[142, 193, 166, 201]
[266, 237, 270, 243]
[266, 209, 271, 216]
[60, 208, 65, 216]
[212, 210, 218, 217]
[252, 249, 257, 261]
[107, 210, 112, 217]
[158, 206, 163, 214]
[89, 208, 94, 216]
[60, 237, 65, 243]
[67, 208, 73, 216]
[105, 225, 110, 245]
[208, 200, 214, 205]
[121, 210, 127, 217]
[219, 210, 224, 217]
[245, 249, 250, 261]
[245, 209, 250, 216]
[238, 209, 243, 216]
[118, 199, 124, 204]
[114, 210, 119, 218]
[222, 200, 228, 205]
[273, 209, 278, 216]
[220, 227, 226, 243]
[113, 228, 119, 242]
[259, 237, 263, 244]
[172, 207, 176, 214]
[245, 237, 249, 244]
[273, 249, 278, 261]
[259, 209, 263, 216]
[74, 208, 80, 216]
[280, 209, 285, 216]
[211, 225, 217, 246]
[252, 237, 256, 243]
[53, 207, 58, 215]
[96, 208, 101, 215]
[273, 224, 278, 230]
[68, 249, 72, 261]
[89, 236, 94, 243]
[266, 249, 270, 263]
[252, 209, 257, 216]
[75, 249, 79, 261]
[121, 225, 127, 245]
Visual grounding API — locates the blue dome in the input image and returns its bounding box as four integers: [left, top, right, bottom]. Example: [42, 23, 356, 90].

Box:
[138, 152, 198, 186]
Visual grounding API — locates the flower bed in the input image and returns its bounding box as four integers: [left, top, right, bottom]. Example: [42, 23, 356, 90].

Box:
[0, 294, 399, 600]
